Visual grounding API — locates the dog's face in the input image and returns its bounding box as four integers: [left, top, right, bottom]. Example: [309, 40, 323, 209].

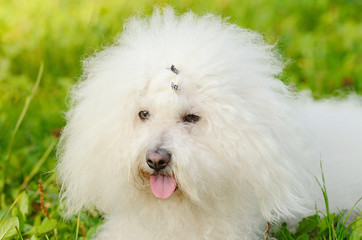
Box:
[57, 8, 311, 221]
[128, 68, 243, 204]
[135, 84, 204, 200]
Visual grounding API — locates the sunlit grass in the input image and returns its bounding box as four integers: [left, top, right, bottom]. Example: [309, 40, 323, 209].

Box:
[272, 163, 362, 240]
[0, 0, 361, 239]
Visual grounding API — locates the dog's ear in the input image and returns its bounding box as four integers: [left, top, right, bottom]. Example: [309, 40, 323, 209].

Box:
[57, 70, 137, 215]
[56, 103, 122, 214]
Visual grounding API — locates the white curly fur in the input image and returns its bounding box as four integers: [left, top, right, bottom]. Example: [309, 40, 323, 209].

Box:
[57, 7, 362, 239]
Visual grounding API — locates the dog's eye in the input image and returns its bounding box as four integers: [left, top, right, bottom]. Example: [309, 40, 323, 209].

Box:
[183, 114, 200, 123]
[138, 110, 150, 120]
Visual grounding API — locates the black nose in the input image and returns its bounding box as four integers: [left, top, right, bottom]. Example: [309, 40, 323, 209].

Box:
[146, 149, 171, 171]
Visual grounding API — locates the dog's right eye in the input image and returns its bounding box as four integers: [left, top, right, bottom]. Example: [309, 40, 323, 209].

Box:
[138, 110, 150, 120]
[183, 114, 200, 123]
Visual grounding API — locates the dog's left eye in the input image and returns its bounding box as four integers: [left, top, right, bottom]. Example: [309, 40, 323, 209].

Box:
[182, 114, 200, 123]
[138, 110, 150, 120]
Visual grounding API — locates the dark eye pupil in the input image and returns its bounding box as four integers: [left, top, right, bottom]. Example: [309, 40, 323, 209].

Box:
[138, 110, 149, 120]
[183, 114, 200, 123]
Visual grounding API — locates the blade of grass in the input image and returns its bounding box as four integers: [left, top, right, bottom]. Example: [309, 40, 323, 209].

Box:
[315, 160, 337, 239]
[75, 213, 80, 240]
[345, 197, 362, 230]
[15, 226, 23, 240]
[21, 138, 57, 189]
[1, 62, 44, 194]
[336, 209, 346, 239]
[0, 191, 25, 221]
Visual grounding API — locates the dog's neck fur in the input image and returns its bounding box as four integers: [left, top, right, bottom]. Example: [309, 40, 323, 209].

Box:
[95, 190, 265, 239]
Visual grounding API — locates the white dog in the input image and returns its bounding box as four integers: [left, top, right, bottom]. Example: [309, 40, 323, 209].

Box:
[57, 7, 362, 239]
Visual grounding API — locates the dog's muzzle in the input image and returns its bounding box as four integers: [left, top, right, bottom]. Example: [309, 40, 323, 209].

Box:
[146, 149, 176, 199]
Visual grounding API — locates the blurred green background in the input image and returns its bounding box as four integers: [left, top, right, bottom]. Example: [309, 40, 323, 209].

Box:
[0, 0, 361, 239]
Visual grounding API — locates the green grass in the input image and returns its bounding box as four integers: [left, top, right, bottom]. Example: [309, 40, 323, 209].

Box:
[271, 163, 362, 240]
[0, 0, 361, 239]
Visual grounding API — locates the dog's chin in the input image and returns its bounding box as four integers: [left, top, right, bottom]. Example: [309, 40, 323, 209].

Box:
[139, 169, 178, 199]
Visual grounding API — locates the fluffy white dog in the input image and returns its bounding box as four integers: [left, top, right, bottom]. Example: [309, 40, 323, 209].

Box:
[57, 7, 362, 239]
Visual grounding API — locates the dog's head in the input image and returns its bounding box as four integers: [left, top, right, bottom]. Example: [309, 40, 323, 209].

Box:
[57, 7, 311, 221]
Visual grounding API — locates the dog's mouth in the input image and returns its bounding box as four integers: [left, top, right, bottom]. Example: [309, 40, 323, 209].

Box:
[149, 174, 177, 199]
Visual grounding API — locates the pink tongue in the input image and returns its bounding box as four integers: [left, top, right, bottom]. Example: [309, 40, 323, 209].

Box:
[150, 174, 176, 199]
